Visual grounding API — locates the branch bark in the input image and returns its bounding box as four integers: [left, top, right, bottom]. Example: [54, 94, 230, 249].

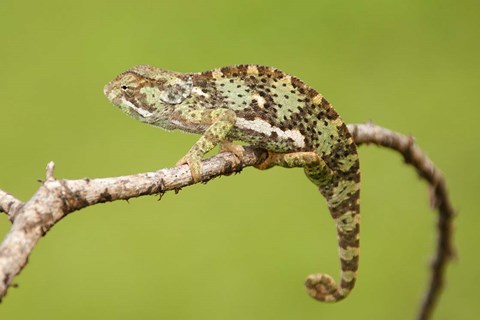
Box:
[0, 123, 454, 320]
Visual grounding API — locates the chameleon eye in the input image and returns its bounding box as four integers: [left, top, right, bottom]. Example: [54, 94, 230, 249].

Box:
[120, 84, 134, 97]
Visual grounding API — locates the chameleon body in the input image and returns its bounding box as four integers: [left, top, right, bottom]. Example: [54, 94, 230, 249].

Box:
[104, 65, 360, 302]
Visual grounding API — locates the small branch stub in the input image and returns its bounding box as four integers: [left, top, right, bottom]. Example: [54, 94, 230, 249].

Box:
[45, 161, 56, 181]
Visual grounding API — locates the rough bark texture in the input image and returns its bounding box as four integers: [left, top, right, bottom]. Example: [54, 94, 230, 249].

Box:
[0, 123, 454, 320]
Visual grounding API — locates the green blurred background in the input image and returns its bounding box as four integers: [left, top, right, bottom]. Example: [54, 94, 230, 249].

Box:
[0, 0, 478, 319]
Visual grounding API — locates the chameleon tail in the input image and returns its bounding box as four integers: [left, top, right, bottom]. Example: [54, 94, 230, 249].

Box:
[304, 168, 360, 302]
[256, 150, 360, 302]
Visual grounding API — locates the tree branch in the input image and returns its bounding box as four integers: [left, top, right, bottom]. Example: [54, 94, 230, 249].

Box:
[0, 123, 454, 320]
[0, 148, 267, 301]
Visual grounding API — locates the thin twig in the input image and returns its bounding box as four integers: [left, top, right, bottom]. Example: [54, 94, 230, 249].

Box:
[0, 123, 454, 320]
[348, 122, 455, 320]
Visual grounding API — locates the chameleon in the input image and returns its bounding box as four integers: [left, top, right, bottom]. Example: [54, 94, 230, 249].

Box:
[103, 64, 360, 302]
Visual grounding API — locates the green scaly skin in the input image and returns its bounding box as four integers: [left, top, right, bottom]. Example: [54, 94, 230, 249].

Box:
[104, 64, 360, 302]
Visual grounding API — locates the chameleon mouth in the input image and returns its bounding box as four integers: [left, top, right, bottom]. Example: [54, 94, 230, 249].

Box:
[121, 98, 154, 118]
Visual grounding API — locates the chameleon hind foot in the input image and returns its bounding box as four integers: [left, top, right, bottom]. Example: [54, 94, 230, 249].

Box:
[305, 273, 348, 302]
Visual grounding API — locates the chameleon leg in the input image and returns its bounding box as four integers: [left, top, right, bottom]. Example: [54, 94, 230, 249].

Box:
[176, 109, 237, 182]
[257, 151, 360, 302]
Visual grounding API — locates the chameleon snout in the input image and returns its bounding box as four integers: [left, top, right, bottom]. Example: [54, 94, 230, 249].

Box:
[103, 83, 114, 100]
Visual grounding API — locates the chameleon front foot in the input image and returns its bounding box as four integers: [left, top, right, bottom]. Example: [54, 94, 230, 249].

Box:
[176, 153, 203, 183]
[176, 142, 245, 183]
[305, 273, 348, 302]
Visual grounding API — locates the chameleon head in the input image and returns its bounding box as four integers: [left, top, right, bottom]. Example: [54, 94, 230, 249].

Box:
[103, 65, 193, 122]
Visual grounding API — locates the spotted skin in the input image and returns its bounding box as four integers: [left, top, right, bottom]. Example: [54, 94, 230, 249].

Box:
[104, 65, 360, 302]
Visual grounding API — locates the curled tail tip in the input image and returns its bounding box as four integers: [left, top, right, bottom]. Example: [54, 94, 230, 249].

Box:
[305, 273, 350, 302]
